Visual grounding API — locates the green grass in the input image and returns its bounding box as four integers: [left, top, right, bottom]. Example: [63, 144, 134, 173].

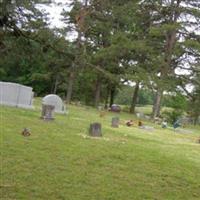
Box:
[135, 105, 173, 115]
[1, 100, 200, 200]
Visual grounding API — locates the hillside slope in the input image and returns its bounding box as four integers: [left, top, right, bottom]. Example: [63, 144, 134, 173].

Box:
[1, 102, 200, 200]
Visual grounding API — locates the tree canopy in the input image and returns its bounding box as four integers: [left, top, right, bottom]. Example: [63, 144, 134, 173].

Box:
[0, 0, 200, 121]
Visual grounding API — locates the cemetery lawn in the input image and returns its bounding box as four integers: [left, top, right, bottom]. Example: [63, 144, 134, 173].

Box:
[1, 101, 200, 200]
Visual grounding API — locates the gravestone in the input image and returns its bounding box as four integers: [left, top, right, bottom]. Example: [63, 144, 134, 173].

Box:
[110, 104, 121, 112]
[162, 121, 167, 128]
[89, 123, 102, 137]
[41, 104, 55, 121]
[42, 94, 65, 114]
[173, 120, 181, 129]
[136, 112, 145, 119]
[0, 81, 34, 109]
[111, 117, 119, 128]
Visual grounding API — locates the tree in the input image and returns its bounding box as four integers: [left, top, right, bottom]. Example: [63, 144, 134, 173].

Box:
[137, 0, 200, 118]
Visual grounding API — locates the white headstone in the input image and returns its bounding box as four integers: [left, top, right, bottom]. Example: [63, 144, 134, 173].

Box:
[42, 94, 65, 114]
[0, 81, 34, 109]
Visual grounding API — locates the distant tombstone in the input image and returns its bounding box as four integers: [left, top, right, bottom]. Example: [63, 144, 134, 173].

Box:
[162, 121, 167, 128]
[89, 123, 102, 137]
[110, 104, 121, 112]
[173, 120, 181, 129]
[136, 112, 145, 119]
[41, 104, 55, 121]
[111, 117, 119, 128]
[0, 81, 34, 109]
[42, 94, 65, 114]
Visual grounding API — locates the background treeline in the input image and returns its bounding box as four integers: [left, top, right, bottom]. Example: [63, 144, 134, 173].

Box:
[0, 0, 200, 122]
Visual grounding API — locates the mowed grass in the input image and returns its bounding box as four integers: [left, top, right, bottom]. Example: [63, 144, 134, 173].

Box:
[1, 100, 200, 200]
[135, 105, 173, 115]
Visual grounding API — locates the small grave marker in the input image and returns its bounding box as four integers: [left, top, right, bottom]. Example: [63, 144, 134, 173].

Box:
[111, 117, 119, 128]
[89, 123, 102, 137]
[110, 104, 121, 112]
[41, 104, 55, 121]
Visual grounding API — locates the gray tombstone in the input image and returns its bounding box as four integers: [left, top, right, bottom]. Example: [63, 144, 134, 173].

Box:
[89, 123, 102, 137]
[111, 117, 119, 128]
[110, 104, 121, 112]
[136, 112, 145, 119]
[42, 94, 65, 114]
[41, 104, 55, 121]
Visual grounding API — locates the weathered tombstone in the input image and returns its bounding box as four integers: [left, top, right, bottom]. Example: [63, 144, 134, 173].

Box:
[173, 120, 181, 129]
[161, 120, 168, 128]
[111, 117, 119, 128]
[136, 112, 145, 119]
[89, 123, 102, 137]
[110, 104, 121, 112]
[42, 94, 65, 114]
[41, 104, 55, 121]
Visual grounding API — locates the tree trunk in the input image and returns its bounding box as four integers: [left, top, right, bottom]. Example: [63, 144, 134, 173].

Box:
[109, 85, 116, 107]
[53, 74, 59, 94]
[66, 70, 75, 104]
[152, 89, 163, 119]
[130, 81, 140, 114]
[94, 78, 101, 108]
[151, 1, 181, 118]
[66, 22, 82, 104]
[104, 85, 110, 109]
[194, 114, 199, 126]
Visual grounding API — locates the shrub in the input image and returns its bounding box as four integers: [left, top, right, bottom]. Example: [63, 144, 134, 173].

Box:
[162, 109, 183, 124]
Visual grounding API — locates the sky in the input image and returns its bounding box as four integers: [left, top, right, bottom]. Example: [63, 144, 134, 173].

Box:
[38, 0, 71, 28]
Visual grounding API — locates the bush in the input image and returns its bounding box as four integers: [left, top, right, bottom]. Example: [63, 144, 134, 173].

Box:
[122, 105, 130, 113]
[162, 110, 183, 124]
